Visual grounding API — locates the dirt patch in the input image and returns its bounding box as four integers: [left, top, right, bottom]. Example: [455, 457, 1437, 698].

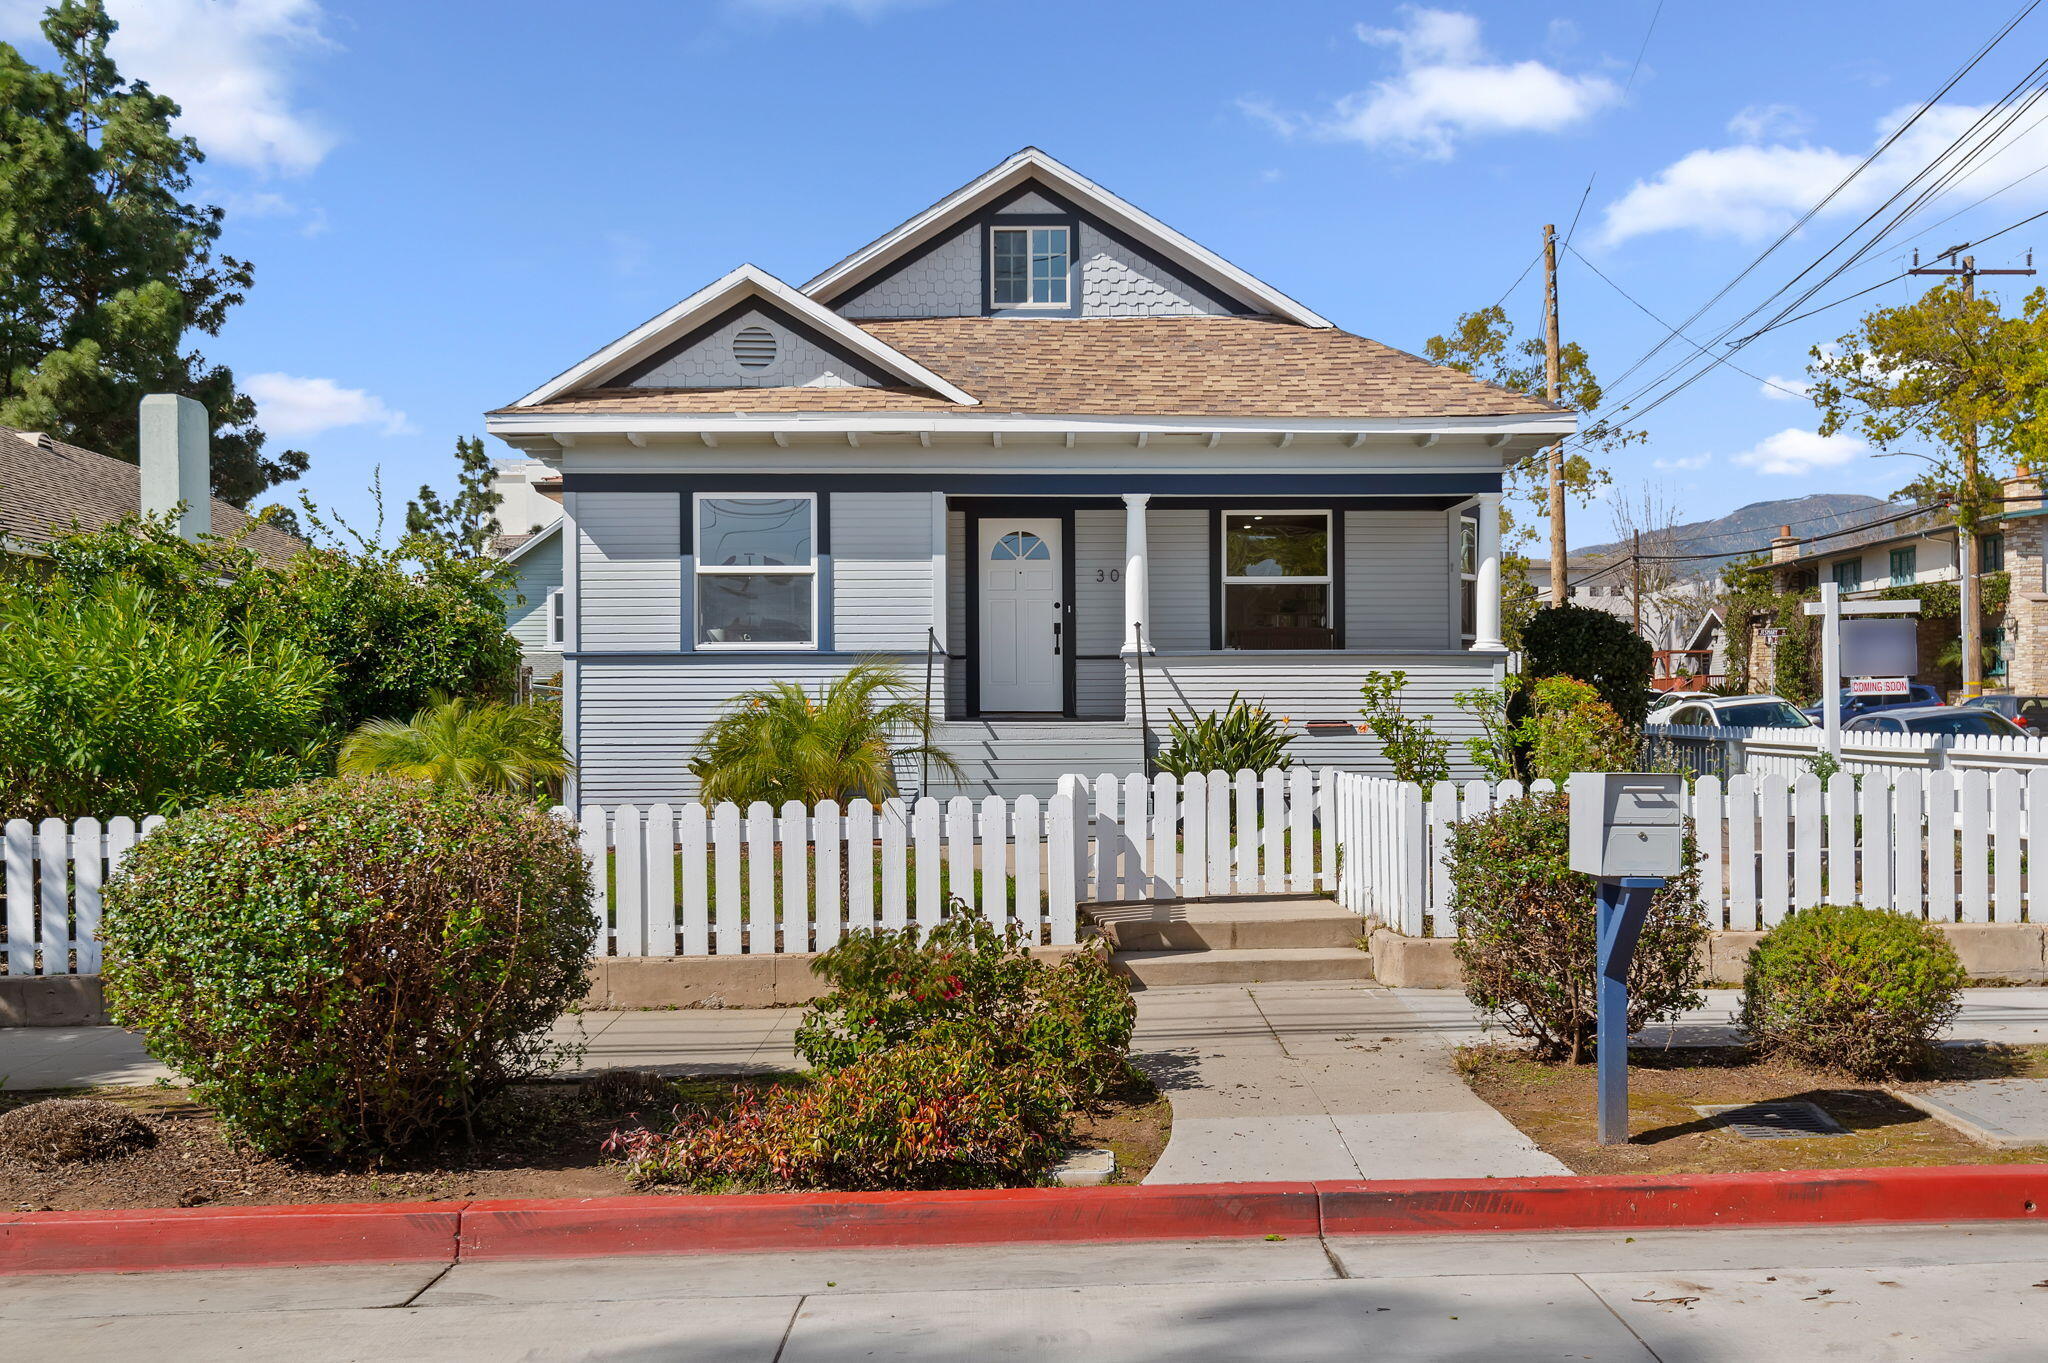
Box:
[1, 1070, 1171, 1211]
[1458, 1043, 2048, 1177]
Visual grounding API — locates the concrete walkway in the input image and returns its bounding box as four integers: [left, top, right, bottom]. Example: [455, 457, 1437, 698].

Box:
[10, 1222, 2048, 1360]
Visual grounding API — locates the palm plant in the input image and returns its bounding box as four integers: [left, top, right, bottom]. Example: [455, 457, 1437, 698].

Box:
[691, 662, 959, 806]
[338, 694, 570, 795]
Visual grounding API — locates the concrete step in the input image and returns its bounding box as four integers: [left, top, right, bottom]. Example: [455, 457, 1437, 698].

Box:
[1113, 946, 1374, 989]
[1089, 895, 1364, 951]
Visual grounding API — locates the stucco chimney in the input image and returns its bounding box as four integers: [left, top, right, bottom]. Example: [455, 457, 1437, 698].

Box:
[138, 394, 210, 540]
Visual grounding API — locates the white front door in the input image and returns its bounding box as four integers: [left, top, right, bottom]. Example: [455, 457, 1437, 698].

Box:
[978, 517, 1063, 713]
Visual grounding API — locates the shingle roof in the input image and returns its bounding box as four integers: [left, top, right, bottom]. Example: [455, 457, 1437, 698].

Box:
[499, 315, 1562, 421]
[0, 426, 303, 564]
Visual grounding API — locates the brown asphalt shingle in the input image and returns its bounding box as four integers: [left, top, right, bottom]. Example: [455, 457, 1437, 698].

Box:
[0, 426, 303, 564]
[499, 315, 1562, 421]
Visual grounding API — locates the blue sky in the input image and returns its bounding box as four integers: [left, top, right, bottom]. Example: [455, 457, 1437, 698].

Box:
[5, 0, 2046, 547]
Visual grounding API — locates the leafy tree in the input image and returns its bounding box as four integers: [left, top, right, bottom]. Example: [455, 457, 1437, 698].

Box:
[0, 0, 303, 504]
[339, 694, 568, 795]
[691, 662, 959, 806]
[1425, 304, 1640, 633]
[0, 577, 332, 818]
[406, 435, 502, 555]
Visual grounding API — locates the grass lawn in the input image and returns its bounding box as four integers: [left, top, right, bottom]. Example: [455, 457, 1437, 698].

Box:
[1457, 1042, 2048, 1177]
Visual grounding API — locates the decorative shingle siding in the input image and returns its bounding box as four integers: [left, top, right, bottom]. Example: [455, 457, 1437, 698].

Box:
[1077, 225, 1235, 318]
[628, 308, 880, 389]
[835, 225, 984, 319]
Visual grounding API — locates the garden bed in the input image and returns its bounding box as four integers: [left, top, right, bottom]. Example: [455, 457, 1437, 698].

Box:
[1458, 1043, 2048, 1176]
[1, 1071, 1169, 1214]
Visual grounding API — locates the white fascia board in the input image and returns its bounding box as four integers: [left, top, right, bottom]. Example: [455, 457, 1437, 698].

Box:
[508, 264, 979, 408]
[492, 517, 563, 565]
[802, 148, 1334, 330]
[485, 410, 1577, 439]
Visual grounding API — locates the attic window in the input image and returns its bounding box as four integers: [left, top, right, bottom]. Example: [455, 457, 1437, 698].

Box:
[732, 325, 777, 369]
[991, 226, 1069, 307]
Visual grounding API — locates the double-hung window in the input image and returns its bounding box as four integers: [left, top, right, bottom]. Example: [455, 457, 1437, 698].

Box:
[1832, 558, 1861, 593]
[1888, 546, 1917, 587]
[990, 226, 1070, 307]
[543, 586, 565, 649]
[1221, 511, 1335, 649]
[694, 494, 817, 648]
[1981, 531, 2005, 572]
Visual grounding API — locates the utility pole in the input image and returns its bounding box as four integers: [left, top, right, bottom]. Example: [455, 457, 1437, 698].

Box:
[1631, 529, 1643, 636]
[1907, 248, 2035, 696]
[1544, 223, 1566, 609]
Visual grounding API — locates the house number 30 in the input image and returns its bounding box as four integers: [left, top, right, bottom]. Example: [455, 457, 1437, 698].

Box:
[1095, 568, 1122, 583]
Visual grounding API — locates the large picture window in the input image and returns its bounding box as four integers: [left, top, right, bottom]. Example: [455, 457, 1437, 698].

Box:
[990, 225, 1070, 307]
[1222, 511, 1335, 650]
[694, 494, 817, 648]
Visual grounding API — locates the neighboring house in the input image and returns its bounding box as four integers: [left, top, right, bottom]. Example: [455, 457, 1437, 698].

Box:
[490, 459, 567, 682]
[484, 149, 1572, 802]
[1, 397, 301, 565]
[1744, 481, 2048, 695]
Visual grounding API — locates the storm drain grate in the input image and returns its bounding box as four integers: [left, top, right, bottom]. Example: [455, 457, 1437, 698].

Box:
[1694, 1100, 1847, 1140]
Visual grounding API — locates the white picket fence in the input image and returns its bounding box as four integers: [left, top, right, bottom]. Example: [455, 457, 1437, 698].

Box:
[2, 817, 163, 977]
[1646, 721, 2048, 781]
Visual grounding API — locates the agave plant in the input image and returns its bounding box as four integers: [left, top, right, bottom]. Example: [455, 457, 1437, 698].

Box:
[1154, 693, 1294, 777]
[338, 694, 570, 794]
[690, 662, 959, 806]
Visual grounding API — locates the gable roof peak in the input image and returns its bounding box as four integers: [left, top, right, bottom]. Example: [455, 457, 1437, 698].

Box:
[804, 147, 1332, 330]
[509, 263, 979, 409]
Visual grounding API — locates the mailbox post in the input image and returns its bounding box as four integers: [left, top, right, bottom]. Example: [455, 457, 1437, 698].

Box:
[1567, 772, 1687, 1146]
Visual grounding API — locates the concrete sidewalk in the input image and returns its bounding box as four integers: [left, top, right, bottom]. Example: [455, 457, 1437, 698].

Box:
[9, 1221, 2048, 1360]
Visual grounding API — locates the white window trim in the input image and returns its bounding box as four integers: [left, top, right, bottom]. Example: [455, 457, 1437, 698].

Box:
[544, 586, 565, 650]
[691, 492, 820, 651]
[1219, 508, 1336, 651]
[988, 225, 1071, 310]
[1457, 514, 1478, 643]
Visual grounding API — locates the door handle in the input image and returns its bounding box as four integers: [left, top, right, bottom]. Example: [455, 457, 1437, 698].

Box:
[1052, 620, 1063, 656]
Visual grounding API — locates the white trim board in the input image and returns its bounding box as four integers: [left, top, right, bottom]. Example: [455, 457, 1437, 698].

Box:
[802, 147, 1333, 330]
[508, 265, 980, 409]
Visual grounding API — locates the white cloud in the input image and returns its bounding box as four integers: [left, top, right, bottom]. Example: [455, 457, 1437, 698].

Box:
[0, 0, 337, 175]
[1730, 427, 1865, 476]
[1760, 374, 1812, 401]
[1244, 7, 1619, 159]
[1727, 103, 1809, 143]
[245, 373, 413, 439]
[1653, 453, 1713, 471]
[1602, 100, 2048, 244]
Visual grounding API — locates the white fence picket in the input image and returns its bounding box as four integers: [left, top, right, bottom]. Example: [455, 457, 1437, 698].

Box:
[1926, 772, 1956, 924]
[1123, 773, 1151, 902]
[1261, 767, 1286, 893]
[913, 797, 942, 927]
[815, 800, 843, 950]
[613, 805, 645, 958]
[746, 802, 776, 952]
[37, 818, 68, 974]
[72, 816, 104, 977]
[645, 804, 677, 958]
[1994, 768, 2023, 923]
[679, 803, 710, 956]
[1047, 787, 1079, 945]
[846, 799, 876, 940]
[1726, 777, 1757, 932]
[781, 800, 810, 951]
[1825, 773, 1855, 905]
[1694, 774, 1724, 928]
[880, 799, 909, 931]
[1232, 771, 1258, 894]
[1152, 773, 1179, 899]
[1015, 795, 1042, 933]
[712, 802, 742, 954]
[979, 795, 1008, 930]
[1757, 776, 1789, 927]
[1960, 770, 1991, 924]
[945, 797, 976, 916]
[1860, 777, 1892, 912]
[577, 806, 608, 956]
[1181, 773, 1209, 899]
[1892, 771, 1923, 922]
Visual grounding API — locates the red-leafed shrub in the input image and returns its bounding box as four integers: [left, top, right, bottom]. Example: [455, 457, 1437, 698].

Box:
[606, 1028, 1068, 1192]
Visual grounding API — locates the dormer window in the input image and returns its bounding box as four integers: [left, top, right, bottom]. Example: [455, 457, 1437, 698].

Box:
[991, 226, 1069, 307]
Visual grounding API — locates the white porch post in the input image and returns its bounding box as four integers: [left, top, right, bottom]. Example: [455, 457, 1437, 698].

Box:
[1473, 491, 1504, 650]
[1122, 492, 1152, 652]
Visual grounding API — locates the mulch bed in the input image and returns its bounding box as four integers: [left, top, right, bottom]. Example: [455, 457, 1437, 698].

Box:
[1, 1071, 1170, 1213]
[1458, 1042, 2048, 1177]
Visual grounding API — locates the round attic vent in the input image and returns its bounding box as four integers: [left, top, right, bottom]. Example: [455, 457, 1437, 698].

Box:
[733, 325, 777, 369]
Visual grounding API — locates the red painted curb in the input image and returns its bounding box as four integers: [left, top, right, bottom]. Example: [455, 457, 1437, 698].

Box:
[4, 1166, 2045, 1275]
[1314, 1165, 2048, 1236]
[0, 1201, 465, 1277]
[459, 1183, 1321, 1261]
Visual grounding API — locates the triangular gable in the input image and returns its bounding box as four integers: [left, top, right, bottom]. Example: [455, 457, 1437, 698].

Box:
[510, 265, 979, 408]
[803, 148, 1332, 329]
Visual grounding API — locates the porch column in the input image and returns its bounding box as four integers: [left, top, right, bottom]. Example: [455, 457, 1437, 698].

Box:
[1122, 492, 1152, 652]
[1473, 491, 1504, 650]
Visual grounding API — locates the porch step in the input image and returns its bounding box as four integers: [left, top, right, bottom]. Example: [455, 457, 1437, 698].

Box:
[1112, 946, 1374, 988]
[1090, 895, 1363, 951]
[926, 720, 1145, 798]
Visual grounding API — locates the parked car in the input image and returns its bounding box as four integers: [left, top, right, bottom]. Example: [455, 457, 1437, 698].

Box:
[1844, 705, 2027, 737]
[1647, 695, 1813, 729]
[1959, 694, 2048, 730]
[1797, 682, 1944, 724]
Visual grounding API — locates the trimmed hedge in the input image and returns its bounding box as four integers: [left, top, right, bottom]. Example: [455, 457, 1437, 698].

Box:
[1520, 604, 1655, 730]
[101, 777, 595, 1158]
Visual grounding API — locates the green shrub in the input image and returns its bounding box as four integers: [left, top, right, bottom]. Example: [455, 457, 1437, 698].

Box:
[1516, 676, 1637, 785]
[1738, 903, 1965, 1078]
[794, 912, 1135, 1099]
[691, 661, 958, 805]
[608, 1031, 1070, 1191]
[1156, 693, 1294, 776]
[338, 694, 569, 794]
[100, 777, 594, 1158]
[1449, 790, 1706, 1062]
[0, 577, 333, 819]
[1358, 670, 1451, 785]
[1520, 604, 1655, 730]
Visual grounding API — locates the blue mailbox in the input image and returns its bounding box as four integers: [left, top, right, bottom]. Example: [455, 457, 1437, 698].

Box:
[1567, 772, 1686, 1146]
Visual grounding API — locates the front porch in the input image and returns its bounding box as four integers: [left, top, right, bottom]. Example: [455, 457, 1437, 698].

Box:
[931, 490, 1508, 789]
